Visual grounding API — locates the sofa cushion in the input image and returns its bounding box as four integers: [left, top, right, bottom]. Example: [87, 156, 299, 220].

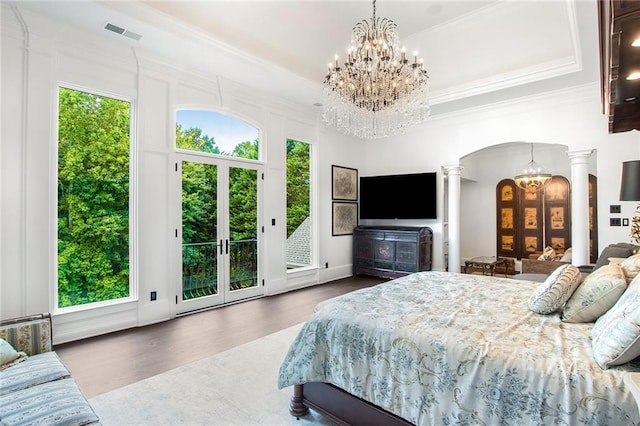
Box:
[0, 317, 52, 356]
[537, 246, 556, 261]
[528, 264, 582, 314]
[0, 378, 99, 426]
[561, 264, 627, 323]
[0, 352, 70, 396]
[560, 248, 572, 263]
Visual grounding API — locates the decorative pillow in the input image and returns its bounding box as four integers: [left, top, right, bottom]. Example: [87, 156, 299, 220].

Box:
[592, 273, 640, 369]
[621, 253, 640, 284]
[528, 264, 582, 314]
[560, 248, 572, 263]
[537, 246, 556, 261]
[561, 264, 627, 323]
[0, 339, 26, 371]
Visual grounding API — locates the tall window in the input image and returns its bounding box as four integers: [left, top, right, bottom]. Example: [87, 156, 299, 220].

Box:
[286, 139, 311, 269]
[57, 87, 131, 308]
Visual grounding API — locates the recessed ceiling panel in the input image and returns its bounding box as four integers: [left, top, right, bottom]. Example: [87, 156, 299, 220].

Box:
[409, 1, 580, 103]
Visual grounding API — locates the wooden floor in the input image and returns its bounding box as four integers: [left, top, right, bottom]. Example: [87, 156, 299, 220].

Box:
[55, 275, 385, 398]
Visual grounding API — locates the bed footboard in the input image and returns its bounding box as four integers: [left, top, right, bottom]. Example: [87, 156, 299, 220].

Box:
[290, 383, 412, 426]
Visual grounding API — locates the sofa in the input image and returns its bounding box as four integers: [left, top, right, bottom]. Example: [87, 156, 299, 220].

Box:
[0, 313, 100, 426]
[584, 242, 640, 273]
[516, 243, 640, 282]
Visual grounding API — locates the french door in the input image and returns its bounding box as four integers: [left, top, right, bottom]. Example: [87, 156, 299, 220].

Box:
[175, 154, 263, 314]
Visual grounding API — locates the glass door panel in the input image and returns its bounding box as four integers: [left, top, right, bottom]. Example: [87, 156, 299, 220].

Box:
[226, 165, 261, 302]
[177, 157, 262, 313]
[181, 161, 220, 303]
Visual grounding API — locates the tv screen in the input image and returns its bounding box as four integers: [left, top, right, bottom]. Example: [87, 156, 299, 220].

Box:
[360, 172, 437, 220]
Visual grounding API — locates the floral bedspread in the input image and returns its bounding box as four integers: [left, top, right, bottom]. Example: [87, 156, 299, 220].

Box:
[278, 271, 640, 425]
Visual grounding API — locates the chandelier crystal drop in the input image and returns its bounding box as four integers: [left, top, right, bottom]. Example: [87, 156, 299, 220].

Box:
[514, 143, 552, 193]
[322, 0, 430, 139]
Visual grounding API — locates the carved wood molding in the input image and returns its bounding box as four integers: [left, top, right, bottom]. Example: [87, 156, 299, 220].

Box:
[599, 0, 640, 133]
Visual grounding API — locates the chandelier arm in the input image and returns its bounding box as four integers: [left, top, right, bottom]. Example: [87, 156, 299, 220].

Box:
[372, 0, 376, 27]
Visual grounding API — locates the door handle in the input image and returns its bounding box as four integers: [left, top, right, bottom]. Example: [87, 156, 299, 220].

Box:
[220, 240, 223, 255]
[226, 239, 229, 255]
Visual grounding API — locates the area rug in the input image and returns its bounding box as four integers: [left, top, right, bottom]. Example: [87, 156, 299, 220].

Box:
[89, 323, 334, 425]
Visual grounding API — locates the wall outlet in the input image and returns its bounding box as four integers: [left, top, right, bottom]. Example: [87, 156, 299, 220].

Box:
[610, 217, 622, 226]
[623, 218, 630, 226]
[150, 291, 157, 301]
[610, 205, 621, 214]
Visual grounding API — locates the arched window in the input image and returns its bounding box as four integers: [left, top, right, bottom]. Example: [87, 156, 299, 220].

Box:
[175, 110, 260, 160]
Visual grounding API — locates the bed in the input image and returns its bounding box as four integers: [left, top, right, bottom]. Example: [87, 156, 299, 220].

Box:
[278, 271, 640, 425]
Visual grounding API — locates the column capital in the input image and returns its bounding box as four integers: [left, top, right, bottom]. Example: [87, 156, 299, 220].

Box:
[567, 149, 595, 163]
[442, 164, 463, 176]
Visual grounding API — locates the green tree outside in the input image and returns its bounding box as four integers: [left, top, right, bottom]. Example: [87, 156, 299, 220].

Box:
[57, 88, 130, 307]
[286, 139, 310, 238]
[58, 98, 307, 306]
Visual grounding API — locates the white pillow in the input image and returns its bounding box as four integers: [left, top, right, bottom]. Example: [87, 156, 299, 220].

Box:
[592, 273, 640, 369]
[561, 264, 627, 323]
[621, 253, 640, 284]
[528, 264, 582, 314]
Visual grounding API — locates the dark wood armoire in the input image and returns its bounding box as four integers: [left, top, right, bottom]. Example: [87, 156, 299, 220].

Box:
[496, 175, 597, 262]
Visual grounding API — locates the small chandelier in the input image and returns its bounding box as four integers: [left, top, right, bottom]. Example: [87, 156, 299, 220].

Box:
[322, 0, 430, 139]
[514, 143, 552, 193]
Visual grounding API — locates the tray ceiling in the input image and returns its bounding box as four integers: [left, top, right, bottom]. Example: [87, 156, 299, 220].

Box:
[11, 1, 598, 114]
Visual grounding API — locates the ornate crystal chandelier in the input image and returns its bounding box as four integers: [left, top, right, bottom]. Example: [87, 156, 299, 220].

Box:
[322, 0, 430, 139]
[514, 143, 552, 193]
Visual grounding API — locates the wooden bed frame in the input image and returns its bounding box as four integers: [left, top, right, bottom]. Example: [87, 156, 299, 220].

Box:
[290, 382, 412, 425]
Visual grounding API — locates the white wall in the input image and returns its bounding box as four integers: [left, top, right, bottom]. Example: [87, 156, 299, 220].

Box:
[2, 4, 639, 344]
[0, 5, 367, 343]
[363, 86, 640, 272]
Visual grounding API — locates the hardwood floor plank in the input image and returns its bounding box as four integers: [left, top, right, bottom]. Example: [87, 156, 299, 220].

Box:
[56, 275, 385, 398]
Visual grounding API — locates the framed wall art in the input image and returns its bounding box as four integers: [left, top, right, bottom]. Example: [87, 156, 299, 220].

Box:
[332, 165, 358, 201]
[332, 202, 358, 236]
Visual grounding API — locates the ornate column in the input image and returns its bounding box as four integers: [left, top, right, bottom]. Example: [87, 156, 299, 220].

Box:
[443, 165, 463, 273]
[567, 150, 595, 266]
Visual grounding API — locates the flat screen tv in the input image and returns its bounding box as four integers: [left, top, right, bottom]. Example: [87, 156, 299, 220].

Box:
[360, 172, 437, 220]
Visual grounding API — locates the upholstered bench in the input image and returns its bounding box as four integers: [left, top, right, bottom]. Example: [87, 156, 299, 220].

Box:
[0, 314, 100, 425]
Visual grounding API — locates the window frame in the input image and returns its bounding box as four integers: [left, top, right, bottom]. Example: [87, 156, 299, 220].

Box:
[53, 84, 138, 314]
[285, 137, 316, 273]
[174, 108, 263, 163]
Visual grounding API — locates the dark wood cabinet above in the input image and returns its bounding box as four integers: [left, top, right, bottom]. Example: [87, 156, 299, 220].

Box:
[599, 0, 640, 133]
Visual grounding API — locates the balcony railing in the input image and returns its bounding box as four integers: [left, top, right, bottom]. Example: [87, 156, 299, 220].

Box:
[182, 238, 258, 300]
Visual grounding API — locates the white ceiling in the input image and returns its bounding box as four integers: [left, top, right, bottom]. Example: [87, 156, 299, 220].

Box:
[11, 0, 600, 115]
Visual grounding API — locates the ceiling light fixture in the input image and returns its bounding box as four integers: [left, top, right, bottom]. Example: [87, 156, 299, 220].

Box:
[321, 0, 429, 139]
[514, 143, 552, 193]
